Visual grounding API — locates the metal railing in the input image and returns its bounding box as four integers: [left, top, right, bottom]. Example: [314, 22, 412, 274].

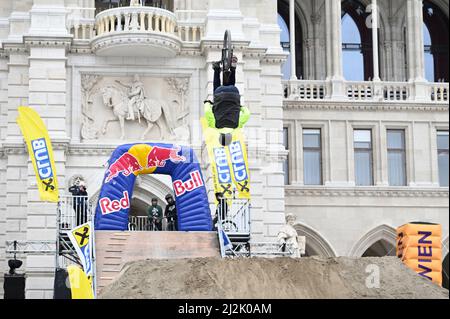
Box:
[216, 198, 251, 235]
[58, 195, 93, 231]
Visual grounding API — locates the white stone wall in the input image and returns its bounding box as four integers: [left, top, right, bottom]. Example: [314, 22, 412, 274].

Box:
[284, 101, 449, 256]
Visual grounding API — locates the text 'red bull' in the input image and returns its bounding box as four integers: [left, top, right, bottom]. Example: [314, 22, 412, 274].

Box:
[99, 191, 130, 215]
[173, 171, 203, 196]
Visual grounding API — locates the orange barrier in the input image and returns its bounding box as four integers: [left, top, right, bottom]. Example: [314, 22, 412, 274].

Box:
[397, 223, 442, 286]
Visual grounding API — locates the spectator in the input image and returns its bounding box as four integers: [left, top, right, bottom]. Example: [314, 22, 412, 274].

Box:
[164, 194, 178, 231]
[147, 198, 163, 231]
[68, 181, 89, 226]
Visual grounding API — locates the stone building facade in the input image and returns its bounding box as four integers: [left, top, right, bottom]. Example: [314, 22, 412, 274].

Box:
[0, 0, 448, 298]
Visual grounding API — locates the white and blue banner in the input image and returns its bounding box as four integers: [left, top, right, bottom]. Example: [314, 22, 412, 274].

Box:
[67, 222, 94, 279]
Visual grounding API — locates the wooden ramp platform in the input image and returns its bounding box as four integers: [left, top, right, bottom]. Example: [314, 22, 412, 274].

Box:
[95, 231, 220, 293]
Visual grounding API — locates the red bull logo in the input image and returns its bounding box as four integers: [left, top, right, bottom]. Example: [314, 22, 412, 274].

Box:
[173, 170, 204, 196]
[147, 146, 186, 168]
[105, 145, 186, 183]
[105, 153, 142, 183]
[99, 191, 130, 215]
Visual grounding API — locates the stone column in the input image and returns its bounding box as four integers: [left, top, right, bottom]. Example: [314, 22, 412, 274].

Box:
[205, 0, 245, 41]
[406, 0, 429, 101]
[371, 0, 381, 81]
[325, 0, 345, 99]
[29, 0, 68, 36]
[289, 0, 297, 80]
[406, 0, 425, 81]
[311, 13, 325, 80]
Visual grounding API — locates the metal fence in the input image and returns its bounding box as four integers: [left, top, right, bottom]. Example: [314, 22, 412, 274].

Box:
[58, 195, 93, 231]
[216, 198, 251, 235]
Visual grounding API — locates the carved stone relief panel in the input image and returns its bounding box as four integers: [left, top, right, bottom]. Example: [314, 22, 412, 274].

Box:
[80, 74, 191, 142]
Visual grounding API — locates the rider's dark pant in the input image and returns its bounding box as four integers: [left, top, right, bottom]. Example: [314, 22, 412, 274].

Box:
[214, 67, 236, 93]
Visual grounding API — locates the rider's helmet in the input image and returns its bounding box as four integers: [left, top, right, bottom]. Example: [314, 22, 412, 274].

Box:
[165, 194, 174, 203]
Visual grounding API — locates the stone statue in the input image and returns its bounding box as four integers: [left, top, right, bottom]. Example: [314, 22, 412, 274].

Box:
[165, 77, 191, 142]
[130, 0, 142, 6]
[101, 77, 175, 140]
[277, 214, 305, 258]
[80, 75, 100, 140]
[115, 74, 147, 121]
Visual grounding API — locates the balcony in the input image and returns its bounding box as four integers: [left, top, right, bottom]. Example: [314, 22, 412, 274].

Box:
[283, 80, 449, 104]
[91, 5, 181, 57]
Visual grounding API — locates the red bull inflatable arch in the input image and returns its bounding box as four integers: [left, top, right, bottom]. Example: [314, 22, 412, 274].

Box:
[94, 143, 212, 231]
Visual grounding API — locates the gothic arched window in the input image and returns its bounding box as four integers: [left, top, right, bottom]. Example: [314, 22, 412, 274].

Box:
[278, 0, 303, 79]
[341, 0, 375, 81]
[342, 14, 364, 81]
[423, 1, 449, 82]
[423, 23, 434, 82]
[278, 14, 292, 80]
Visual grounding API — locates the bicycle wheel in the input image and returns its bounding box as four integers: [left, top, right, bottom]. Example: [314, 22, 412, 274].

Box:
[222, 30, 233, 72]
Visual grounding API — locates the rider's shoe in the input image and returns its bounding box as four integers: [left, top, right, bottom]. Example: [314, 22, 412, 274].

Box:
[212, 61, 221, 71]
[231, 56, 238, 69]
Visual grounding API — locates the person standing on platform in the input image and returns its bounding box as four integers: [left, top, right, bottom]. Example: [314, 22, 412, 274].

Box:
[147, 198, 163, 231]
[164, 194, 178, 231]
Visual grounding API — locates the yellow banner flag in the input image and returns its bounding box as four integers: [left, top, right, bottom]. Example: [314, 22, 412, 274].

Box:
[67, 265, 94, 299]
[201, 118, 250, 200]
[16, 106, 59, 202]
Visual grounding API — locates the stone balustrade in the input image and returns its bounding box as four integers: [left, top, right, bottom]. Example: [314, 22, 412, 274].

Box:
[67, 7, 96, 40]
[95, 6, 177, 37]
[68, 7, 207, 44]
[429, 82, 449, 103]
[175, 10, 206, 42]
[283, 80, 449, 103]
[176, 23, 204, 42]
[70, 21, 96, 40]
[283, 80, 327, 100]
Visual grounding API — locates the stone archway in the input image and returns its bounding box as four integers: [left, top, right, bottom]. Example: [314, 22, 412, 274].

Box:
[349, 224, 397, 257]
[361, 239, 396, 257]
[294, 223, 337, 257]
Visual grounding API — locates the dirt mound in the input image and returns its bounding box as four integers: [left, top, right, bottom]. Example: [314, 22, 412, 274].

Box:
[99, 256, 448, 299]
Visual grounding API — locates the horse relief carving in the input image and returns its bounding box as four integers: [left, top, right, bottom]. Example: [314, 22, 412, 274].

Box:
[100, 75, 177, 140]
[80, 74, 191, 142]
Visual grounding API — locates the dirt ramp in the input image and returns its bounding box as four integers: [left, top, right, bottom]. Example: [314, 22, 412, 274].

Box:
[99, 256, 448, 299]
[95, 231, 220, 293]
